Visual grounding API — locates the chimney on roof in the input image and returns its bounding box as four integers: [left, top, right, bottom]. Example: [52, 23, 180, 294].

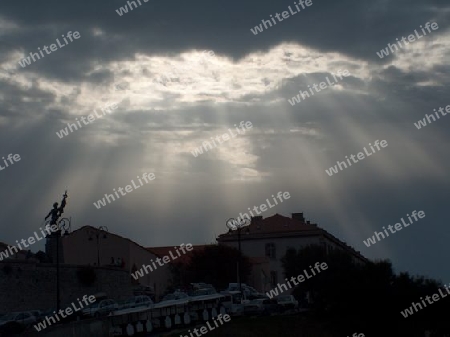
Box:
[292, 213, 305, 222]
[251, 216, 262, 224]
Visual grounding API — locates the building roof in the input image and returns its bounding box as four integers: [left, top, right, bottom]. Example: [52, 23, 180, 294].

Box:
[0, 241, 28, 260]
[217, 213, 321, 239]
[0, 241, 9, 251]
[217, 213, 369, 263]
[145, 245, 211, 265]
[0, 241, 27, 253]
[67, 225, 156, 256]
[68, 226, 214, 265]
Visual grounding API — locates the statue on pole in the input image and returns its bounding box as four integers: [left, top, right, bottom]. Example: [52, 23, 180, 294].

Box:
[45, 191, 68, 226]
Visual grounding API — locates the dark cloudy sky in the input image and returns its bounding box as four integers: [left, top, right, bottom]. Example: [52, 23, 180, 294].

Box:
[0, 0, 449, 282]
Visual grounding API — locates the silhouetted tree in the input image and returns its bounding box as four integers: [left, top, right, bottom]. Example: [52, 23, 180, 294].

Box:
[281, 245, 449, 337]
[35, 250, 50, 263]
[169, 261, 189, 289]
[77, 266, 97, 286]
[183, 245, 251, 290]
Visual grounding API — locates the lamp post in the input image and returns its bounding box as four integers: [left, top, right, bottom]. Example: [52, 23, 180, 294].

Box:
[44, 191, 70, 312]
[226, 218, 250, 297]
[47, 217, 71, 312]
[86, 226, 108, 266]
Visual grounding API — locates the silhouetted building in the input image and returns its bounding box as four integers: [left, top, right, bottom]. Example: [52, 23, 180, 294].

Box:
[217, 213, 368, 292]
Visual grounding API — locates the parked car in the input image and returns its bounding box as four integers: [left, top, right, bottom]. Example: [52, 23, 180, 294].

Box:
[30, 310, 44, 320]
[224, 283, 261, 301]
[120, 295, 154, 310]
[219, 291, 244, 316]
[190, 283, 215, 291]
[0, 311, 37, 334]
[190, 288, 217, 297]
[37, 308, 56, 321]
[0, 312, 36, 327]
[276, 295, 299, 311]
[82, 299, 119, 318]
[243, 299, 264, 315]
[244, 298, 281, 316]
[161, 291, 190, 302]
[133, 285, 155, 301]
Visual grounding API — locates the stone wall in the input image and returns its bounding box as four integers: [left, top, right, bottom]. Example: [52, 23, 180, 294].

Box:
[0, 260, 133, 313]
[26, 318, 111, 337]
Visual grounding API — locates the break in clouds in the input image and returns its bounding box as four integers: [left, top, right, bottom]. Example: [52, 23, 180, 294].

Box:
[0, 0, 449, 284]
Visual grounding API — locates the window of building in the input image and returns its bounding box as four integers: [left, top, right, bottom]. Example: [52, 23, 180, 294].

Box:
[270, 271, 278, 287]
[265, 243, 276, 259]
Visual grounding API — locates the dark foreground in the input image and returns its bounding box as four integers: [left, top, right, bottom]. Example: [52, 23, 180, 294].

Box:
[163, 313, 445, 337]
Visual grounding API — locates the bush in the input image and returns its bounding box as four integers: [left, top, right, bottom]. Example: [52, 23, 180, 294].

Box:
[2, 264, 12, 275]
[76, 266, 96, 286]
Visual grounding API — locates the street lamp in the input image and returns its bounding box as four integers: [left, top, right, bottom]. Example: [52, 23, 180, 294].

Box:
[44, 191, 70, 312]
[86, 226, 108, 266]
[46, 217, 71, 312]
[225, 218, 250, 296]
